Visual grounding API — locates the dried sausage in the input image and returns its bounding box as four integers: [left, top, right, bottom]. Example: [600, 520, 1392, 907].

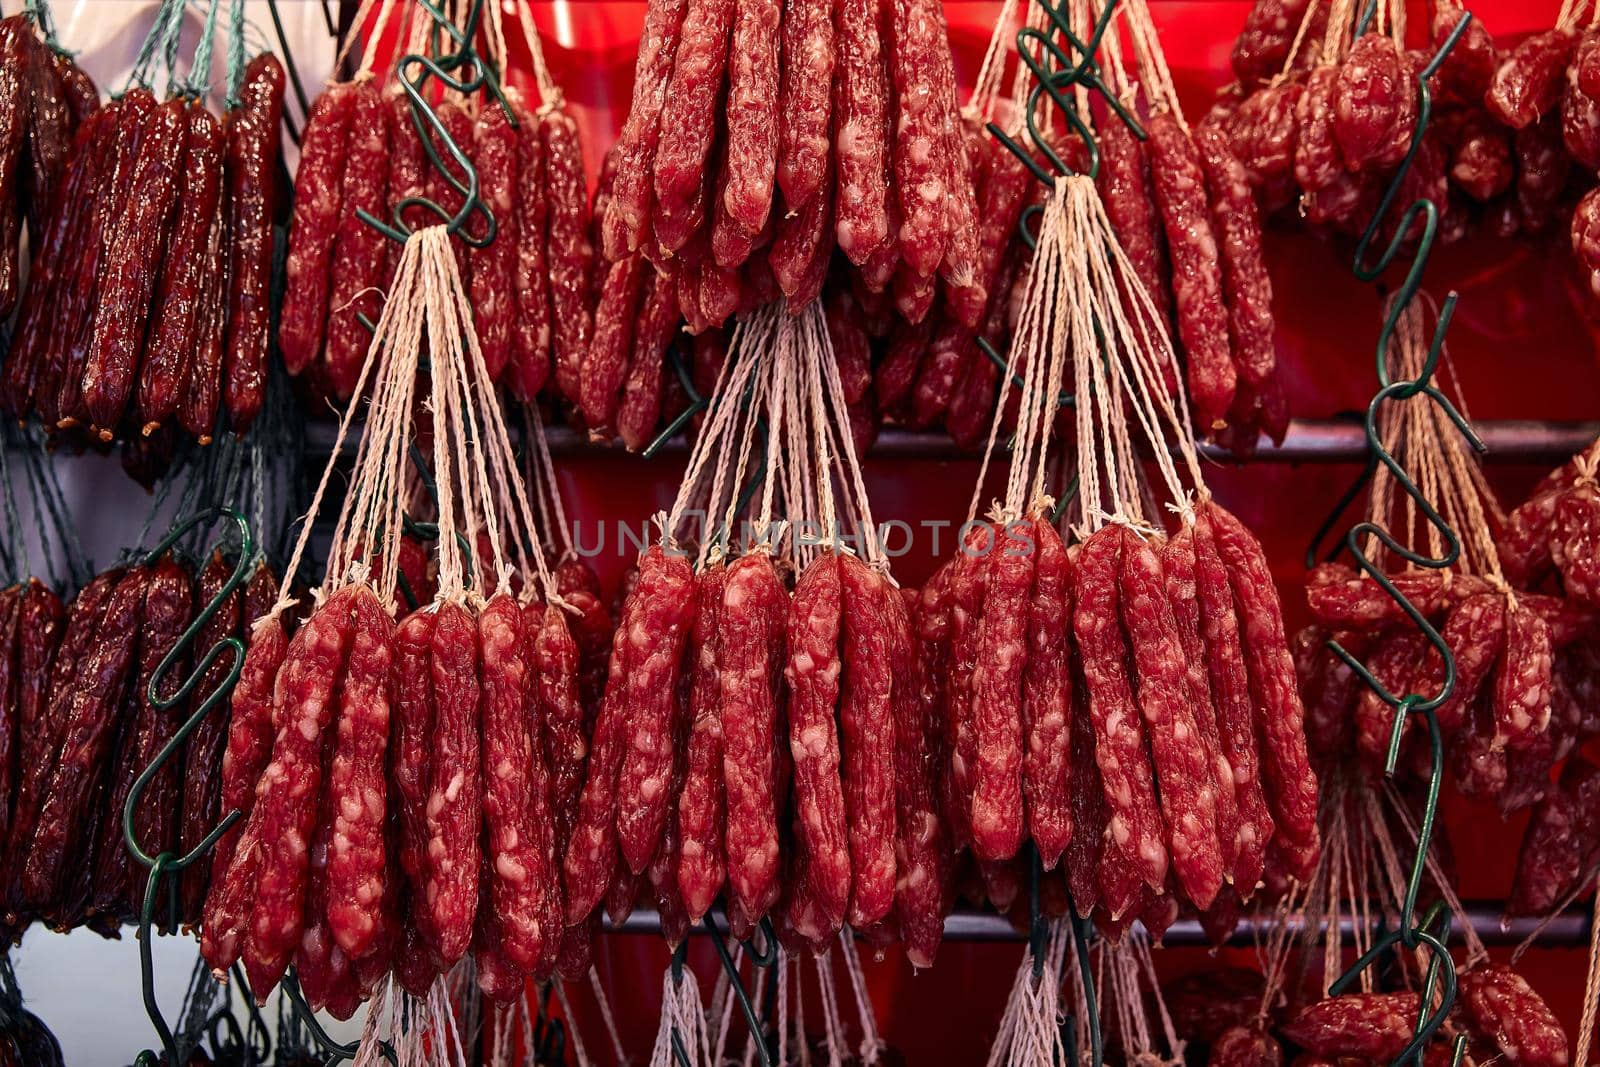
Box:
[82, 99, 186, 435]
[1147, 113, 1236, 431]
[223, 54, 286, 432]
[785, 553, 851, 928]
[601, 0, 690, 260]
[676, 564, 726, 922]
[721, 0, 781, 236]
[652, 0, 735, 252]
[139, 102, 223, 433]
[833, 0, 891, 263]
[1121, 532, 1223, 909]
[279, 84, 355, 377]
[614, 549, 697, 873]
[241, 587, 358, 999]
[323, 81, 391, 402]
[1195, 124, 1275, 390]
[1487, 29, 1577, 130]
[1025, 519, 1073, 868]
[323, 587, 393, 962]
[1207, 503, 1318, 879]
[1193, 515, 1273, 893]
[1073, 526, 1168, 902]
[544, 107, 594, 404]
[838, 555, 897, 925]
[508, 97, 551, 402]
[421, 601, 481, 968]
[477, 593, 549, 972]
[969, 523, 1032, 864]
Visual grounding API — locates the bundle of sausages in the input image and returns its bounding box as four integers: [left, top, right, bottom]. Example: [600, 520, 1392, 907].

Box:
[1224, 0, 1600, 299]
[203, 228, 619, 1013]
[0, 15, 97, 323]
[597, 0, 981, 322]
[2, 55, 283, 451]
[0, 553, 280, 943]
[1279, 966, 1568, 1067]
[279, 1, 592, 411]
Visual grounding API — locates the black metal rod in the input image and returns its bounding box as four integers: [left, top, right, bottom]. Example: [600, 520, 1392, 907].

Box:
[603, 902, 1593, 948]
[298, 418, 1600, 464]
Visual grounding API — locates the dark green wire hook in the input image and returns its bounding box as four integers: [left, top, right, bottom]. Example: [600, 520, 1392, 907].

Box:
[125, 509, 255, 1067]
[1322, 12, 1479, 1066]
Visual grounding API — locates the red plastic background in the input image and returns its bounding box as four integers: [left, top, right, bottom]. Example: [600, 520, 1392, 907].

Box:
[396, 0, 1599, 1058]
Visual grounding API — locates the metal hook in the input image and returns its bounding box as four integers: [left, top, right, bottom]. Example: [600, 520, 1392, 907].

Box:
[356, 0, 501, 247]
[1320, 13, 1478, 1065]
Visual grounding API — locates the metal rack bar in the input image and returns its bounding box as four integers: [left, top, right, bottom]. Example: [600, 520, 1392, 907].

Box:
[604, 902, 1593, 948]
[299, 418, 1600, 463]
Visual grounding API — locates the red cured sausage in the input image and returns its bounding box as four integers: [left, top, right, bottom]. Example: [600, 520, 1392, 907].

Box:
[1162, 527, 1240, 873]
[652, 0, 735, 253]
[601, 0, 690, 260]
[562, 594, 636, 922]
[676, 565, 726, 922]
[580, 253, 648, 434]
[1099, 117, 1172, 327]
[1493, 602, 1553, 750]
[1024, 519, 1073, 868]
[1334, 34, 1415, 171]
[1193, 515, 1273, 893]
[240, 588, 358, 1000]
[1121, 533, 1224, 909]
[785, 554, 852, 928]
[139, 102, 223, 434]
[776, 0, 833, 211]
[4, 572, 109, 923]
[387, 609, 438, 995]
[465, 102, 518, 385]
[124, 556, 195, 919]
[722, 0, 781, 236]
[942, 526, 991, 850]
[279, 83, 355, 377]
[1282, 994, 1423, 1061]
[323, 81, 391, 402]
[893, 581, 946, 967]
[1147, 113, 1236, 432]
[0, 18, 29, 317]
[619, 274, 680, 451]
[0, 588, 22, 856]
[507, 96, 551, 402]
[195, 568, 273, 951]
[832, 0, 891, 263]
[1457, 965, 1569, 1067]
[969, 522, 1033, 863]
[478, 594, 552, 973]
[1487, 29, 1577, 131]
[532, 604, 587, 872]
[1207, 502, 1318, 880]
[1073, 526, 1167, 905]
[421, 601, 482, 969]
[543, 107, 594, 404]
[837, 555, 897, 926]
[2, 110, 107, 419]
[888, 0, 949, 277]
[613, 549, 698, 874]
[719, 553, 788, 923]
[52, 92, 154, 430]
[323, 588, 393, 961]
[223, 54, 286, 433]
[1195, 124, 1275, 391]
